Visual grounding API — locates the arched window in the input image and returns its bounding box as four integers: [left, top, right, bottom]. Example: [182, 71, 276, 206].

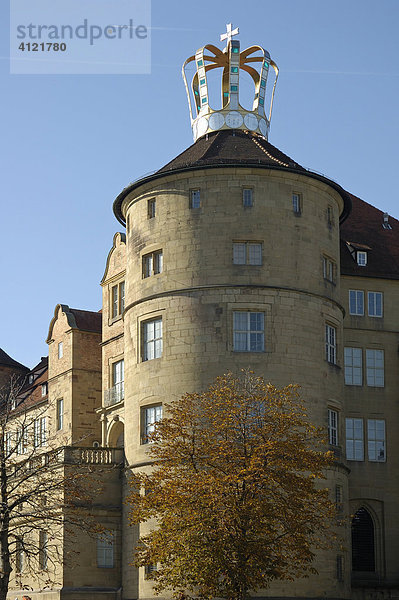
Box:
[352, 507, 375, 572]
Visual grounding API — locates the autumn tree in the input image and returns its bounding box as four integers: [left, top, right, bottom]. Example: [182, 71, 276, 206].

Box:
[0, 376, 104, 600]
[128, 371, 336, 600]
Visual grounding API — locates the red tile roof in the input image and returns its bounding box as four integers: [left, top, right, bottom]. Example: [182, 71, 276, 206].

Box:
[0, 349, 29, 372]
[340, 194, 399, 280]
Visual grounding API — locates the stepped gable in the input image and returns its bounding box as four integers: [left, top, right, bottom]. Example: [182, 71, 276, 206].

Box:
[340, 193, 399, 280]
[157, 129, 306, 173]
[0, 348, 28, 372]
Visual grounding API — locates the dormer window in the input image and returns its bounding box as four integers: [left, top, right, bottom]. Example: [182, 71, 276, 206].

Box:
[357, 251, 367, 266]
[28, 374, 34, 384]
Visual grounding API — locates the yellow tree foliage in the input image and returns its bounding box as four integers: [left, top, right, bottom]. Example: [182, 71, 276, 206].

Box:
[128, 371, 336, 600]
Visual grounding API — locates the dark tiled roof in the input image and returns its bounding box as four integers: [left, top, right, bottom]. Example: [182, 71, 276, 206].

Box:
[340, 193, 399, 279]
[0, 349, 29, 372]
[69, 308, 102, 333]
[157, 129, 306, 173]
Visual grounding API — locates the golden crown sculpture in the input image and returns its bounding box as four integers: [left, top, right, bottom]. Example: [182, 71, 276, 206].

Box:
[182, 23, 279, 142]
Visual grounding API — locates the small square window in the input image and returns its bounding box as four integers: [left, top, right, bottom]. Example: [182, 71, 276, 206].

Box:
[142, 250, 163, 278]
[292, 193, 301, 215]
[190, 189, 201, 209]
[242, 188, 253, 207]
[144, 563, 158, 578]
[357, 251, 367, 266]
[233, 312, 264, 352]
[148, 198, 156, 219]
[233, 242, 262, 265]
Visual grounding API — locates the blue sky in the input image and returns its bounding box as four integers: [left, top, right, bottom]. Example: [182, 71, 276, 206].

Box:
[1, 0, 399, 368]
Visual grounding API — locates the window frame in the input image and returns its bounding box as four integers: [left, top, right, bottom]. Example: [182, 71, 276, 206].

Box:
[328, 409, 339, 446]
[242, 188, 254, 208]
[147, 198, 156, 219]
[110, 280, 125, 320]
[323, 256, 336, 283]
[349, 290, 364, 316]
[111, 359, 125, 403]
[190, 189, 201, 209]
[366, 349, 384, 387]
[142, 250, 163, 278]
[39, 530, 48, 570]
[367, 419, 386, 462]
[292, 192, 301, 215]
[344, 347, 362, 386]
[58, 342, 63, 359]
[56, 398, 64, 431]
[367, 291, 383, 317]
[325, 324, 337, 364]
[232, 242, 262, 266]
[233, 311, 265, 353]
[97, 531, 115, 569]
[345, 418, 364, 461]
[141, 404, 163, 444]
[142, 318, 163, 362]
[357, 251, 367, 266]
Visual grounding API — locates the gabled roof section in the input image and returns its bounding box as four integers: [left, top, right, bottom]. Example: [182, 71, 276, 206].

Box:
[0, 349, 29, 372]
[46, 304, 102, 343]
[340, 193, 399, 279]
[157, 129, 306, 173]
[101, 232, 126, 284]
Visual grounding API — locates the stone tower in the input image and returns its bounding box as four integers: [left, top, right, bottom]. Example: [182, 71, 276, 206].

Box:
[108, 25, 353, 600]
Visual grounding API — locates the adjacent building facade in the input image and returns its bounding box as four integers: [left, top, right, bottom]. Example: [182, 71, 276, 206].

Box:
[2, 28, 398, 600]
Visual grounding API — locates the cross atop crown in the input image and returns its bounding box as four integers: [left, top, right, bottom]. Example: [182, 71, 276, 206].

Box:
[220, 23, 239, 48]
[182, 26, 279, 142]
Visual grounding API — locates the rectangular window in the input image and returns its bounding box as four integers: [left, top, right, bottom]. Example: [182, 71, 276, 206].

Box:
[34, 417, 47, 448]
[366, 349, 384, 387]
[346, 418, 364, 461]
[335, 484, 343, 511]
[242, 188, 253, 207]
[367, 419, 386, 462]
[111, 281, 125, 319]
[233, 242, 262, 265]
[39, 530, 48, 570]
[357, 251, 367, 266]
[56, 398, 64, 431]
[148, 198, 156, 219]
[97, 531, 115, 568]
[143, 250, 163, 278]
[233, 312, 265, 352]
[16, 541, 24, 573]
[344, 347, 362, 386]
[328, 409, 338, 446]
[323, 257, 335, 283]
[349, 290, 364, 316]
[41, 383, 48, 397]
[145, 563, 158, 579]
[368, 292, 383, 317]
[16, 428, 27, 455]
[190, 189, 201, 209]
[58, 342, 63, 359]
[336, 555, 344, 582]
[292, 193, 301, 214]
[325, 324, 337, 364]
[142, 318, 163, 361]
[112, 359, 125, 403]
[5, 432, 11, 455]
[142, 404, 163, 444]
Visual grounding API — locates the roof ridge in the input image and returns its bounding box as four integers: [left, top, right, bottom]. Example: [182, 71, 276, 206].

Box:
[247, 132, 290, 167]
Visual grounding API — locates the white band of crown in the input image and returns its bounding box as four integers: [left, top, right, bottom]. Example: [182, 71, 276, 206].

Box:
[182, 27, 279, 142]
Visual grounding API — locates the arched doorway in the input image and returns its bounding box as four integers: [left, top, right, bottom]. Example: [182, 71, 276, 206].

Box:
[108, 419, 124, 448]
[352, 507, 375, 572]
